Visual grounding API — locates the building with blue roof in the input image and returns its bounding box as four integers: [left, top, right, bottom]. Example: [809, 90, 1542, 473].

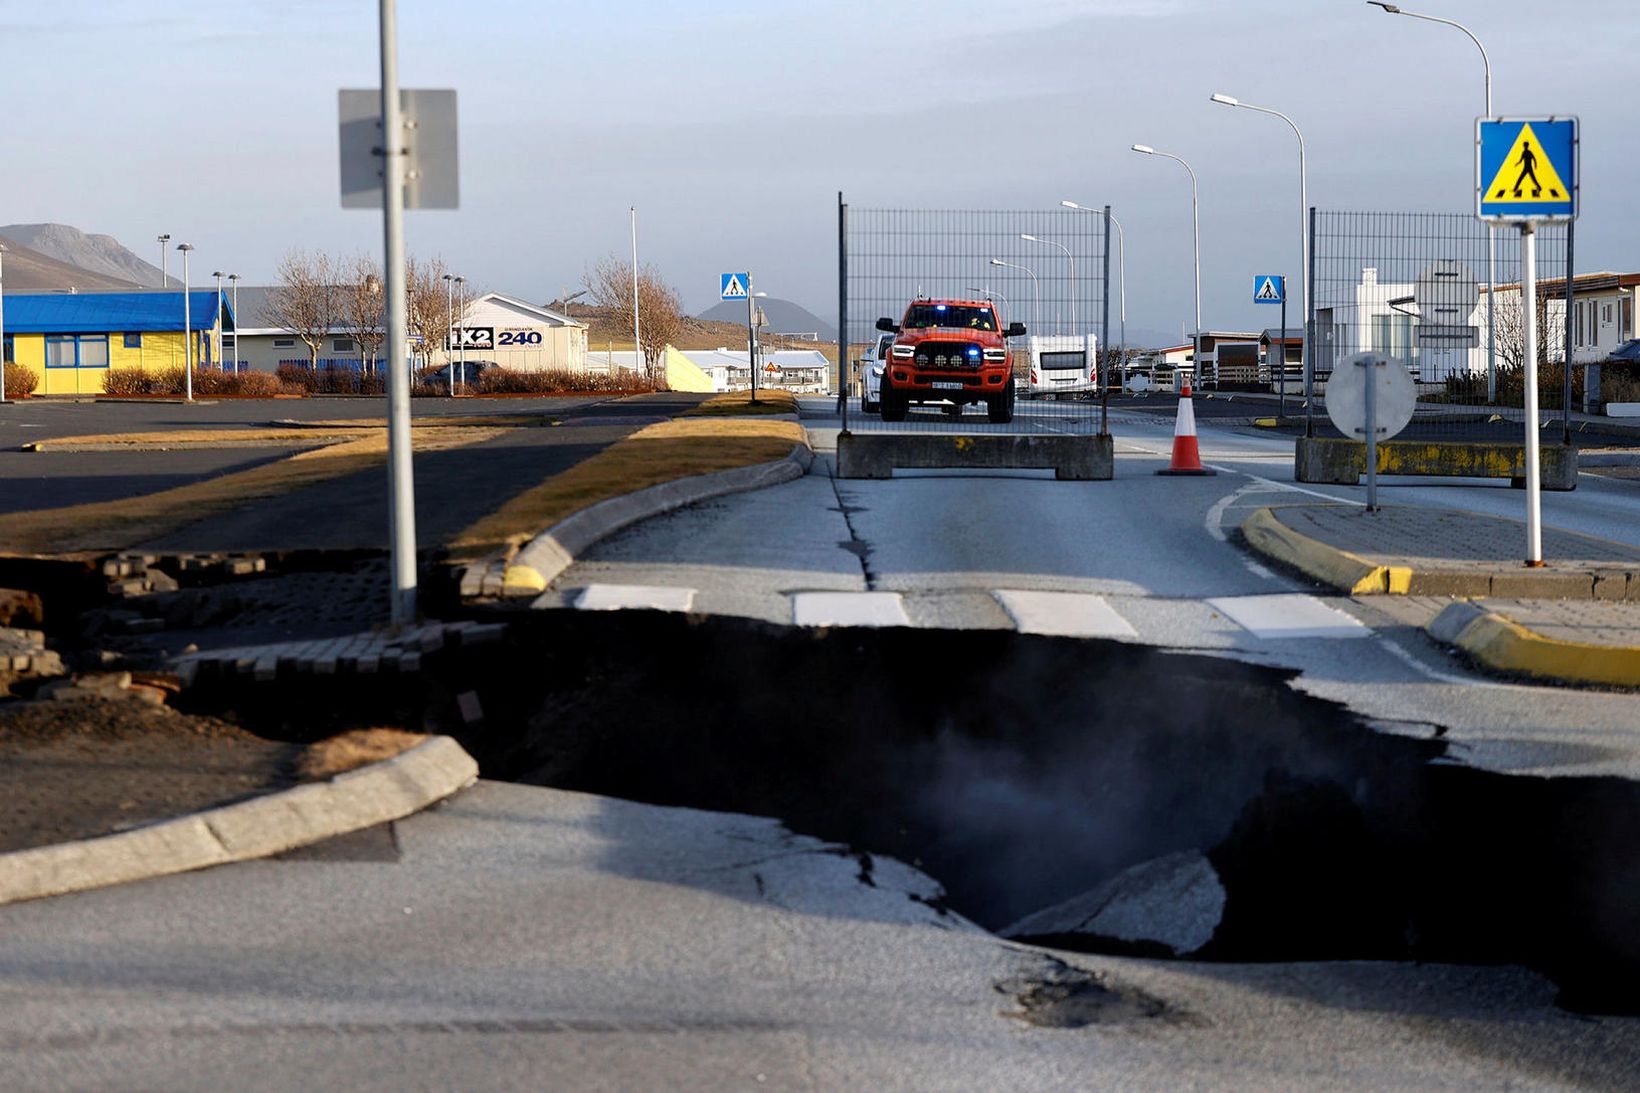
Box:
[2, 290, 232, 395]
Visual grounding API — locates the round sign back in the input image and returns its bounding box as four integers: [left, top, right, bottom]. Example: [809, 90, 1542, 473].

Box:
[1326, 352, 1416, 441]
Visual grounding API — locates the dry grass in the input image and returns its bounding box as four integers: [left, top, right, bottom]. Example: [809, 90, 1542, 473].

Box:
[0, 427, 506, 554]
[682, 389, 800, 417]
[298, 727, 429, 779]
[25, 428, 371, 451]
[446, 417, 805, 560]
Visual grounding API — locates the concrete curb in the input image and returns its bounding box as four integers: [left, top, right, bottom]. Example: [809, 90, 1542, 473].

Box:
[1240, 507, 1411, 595]
[1428, 602, 1640, 688]
[465, 438, 815, 599]
[0, 735, 479, 907]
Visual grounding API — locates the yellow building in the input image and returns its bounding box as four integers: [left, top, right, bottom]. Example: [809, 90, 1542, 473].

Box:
[2, 290, 230, 395]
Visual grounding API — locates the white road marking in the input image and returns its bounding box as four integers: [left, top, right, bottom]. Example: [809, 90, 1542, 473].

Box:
[992, 590, 1138, 638]
[574, 584, 696, 613]
[1208, 594, 1373, 640]
[791, 591, 909, 628]
[1371, 633, 1509, 688]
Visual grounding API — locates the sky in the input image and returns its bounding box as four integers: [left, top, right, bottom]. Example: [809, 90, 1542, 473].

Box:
[2, 0, 1635, 342]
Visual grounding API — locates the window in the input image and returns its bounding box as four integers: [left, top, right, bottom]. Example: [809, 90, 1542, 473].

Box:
[123, 333, 142, 348]
[45, 334, 110, 368]
[1624, 296, 1634, 339]
[1370, 314, 1413, 359]
[273, 338, 296, 348]
[2, 336, 11, 364]
[333, 338, 355, 352]
[1602, 303, 1614, 326]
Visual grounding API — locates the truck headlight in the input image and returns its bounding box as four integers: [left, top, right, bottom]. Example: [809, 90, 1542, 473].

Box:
[983, 349, 1006, 362]
[891, 344, 913, 359]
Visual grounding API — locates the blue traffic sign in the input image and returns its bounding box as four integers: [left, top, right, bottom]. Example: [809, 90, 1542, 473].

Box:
[1253, 275, 1285, 305]
[720, 272, 749, 300]
[1477, 117, 1577, 222]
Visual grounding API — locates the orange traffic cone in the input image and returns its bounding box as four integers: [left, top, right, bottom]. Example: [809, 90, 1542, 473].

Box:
[1155, 379, 1217, 476]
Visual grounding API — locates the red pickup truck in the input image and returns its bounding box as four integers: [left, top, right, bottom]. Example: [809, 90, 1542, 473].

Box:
[875, 299, 1027, 423]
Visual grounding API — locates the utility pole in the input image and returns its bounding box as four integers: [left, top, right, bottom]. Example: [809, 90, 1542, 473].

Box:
[379, 0, 417, 625]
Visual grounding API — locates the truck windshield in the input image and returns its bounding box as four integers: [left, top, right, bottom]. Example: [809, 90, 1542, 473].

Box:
[902, 304, 997, 331]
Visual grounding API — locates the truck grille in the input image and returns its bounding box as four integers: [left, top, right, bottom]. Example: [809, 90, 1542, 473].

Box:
[912, 341, 982, 369]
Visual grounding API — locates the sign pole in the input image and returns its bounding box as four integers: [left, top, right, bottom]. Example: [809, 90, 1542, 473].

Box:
[746, 273, 758, 405]
[379, 0, 417, 624]
[1278, 277, 1287, 420]
[1362, 354, 1379, 513]
[1521, 222, 1543, 566]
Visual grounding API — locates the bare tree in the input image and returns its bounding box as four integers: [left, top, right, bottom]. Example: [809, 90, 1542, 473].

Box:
[265, 249, 342, 370]
[342, 253, 386, 372]
[1490, 290, 1567, 371]
[404, 255, 453, 370]
[587, 256, 683, 381]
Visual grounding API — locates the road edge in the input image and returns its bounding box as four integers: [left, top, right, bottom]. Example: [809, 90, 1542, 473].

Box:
[0, 735, 479, 907]
[1428, 601, 1640, 688]
[468, 437, 815, 599]
[1240, 507, 1411, 595]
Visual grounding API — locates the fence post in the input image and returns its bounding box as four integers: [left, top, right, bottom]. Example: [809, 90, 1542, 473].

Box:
[1305, 206, 1317, 437]
[837, 192, 849, 432]
[1101, 205, 1111, 436]
[1563, 219, 1575, 443]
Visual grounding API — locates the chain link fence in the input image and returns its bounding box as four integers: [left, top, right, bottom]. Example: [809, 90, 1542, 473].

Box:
[840, 204, 1111, 435]
[1308, 210, 1576, 442]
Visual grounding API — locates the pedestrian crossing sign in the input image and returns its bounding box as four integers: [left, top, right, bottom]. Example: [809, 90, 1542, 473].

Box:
[720, 273, 749, 300]
[1477, 117, 1577, 222]
[1253, 275, 1284, 305]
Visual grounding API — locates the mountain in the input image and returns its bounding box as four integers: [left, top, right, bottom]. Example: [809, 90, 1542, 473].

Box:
[0, 223, 163, 288]
[0, 238, 140, 292]
[696, 296, 836, 342]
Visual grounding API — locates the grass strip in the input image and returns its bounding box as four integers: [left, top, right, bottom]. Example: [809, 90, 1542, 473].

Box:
[445, 417, 805, 561]
[681, 389, 799, 417]
[24, 428, 373, 452]
[0, 427, 507, 554]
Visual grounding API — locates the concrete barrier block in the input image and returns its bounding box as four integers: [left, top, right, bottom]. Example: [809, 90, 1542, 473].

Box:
[837, 433, 1113, 480]
[1295, 437, 1578, 490]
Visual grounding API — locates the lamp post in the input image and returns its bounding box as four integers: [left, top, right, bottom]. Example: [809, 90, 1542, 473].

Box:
[1209, 94, 1308, 404]
[177, 244, 194, 401]
[1061, 201, 1127, 375]
[1020, 234, 1076, 333]
[157, 234, 171, 287]
[226, 274, 240, 373]
[965, 286, 1008, 307]
[454, 275, 467, 392]
[1132, 144, 1202, 386]
[630, 206, 642, 381]
[989, 258, 1040, 333]
[1367, 0, 1498, 401]
[442, 273, 456, 396]
[211, 271, 225, 371]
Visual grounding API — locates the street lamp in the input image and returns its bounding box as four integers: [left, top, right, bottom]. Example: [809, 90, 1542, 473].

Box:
[964, 286, 1008, 307]
[157, 234, 171, 287]
[442, 273, 456, 396]
[1367, 0, 1498, 400]
[1060, 201, 1127, 373]
[1020, 233, 1076, 333]
[989, 258, 1040, 333]
[1132, 144, 1202, 385]
[453, 275, 467, 392]
[1210, 93, 1308, 404]
[177, 243, 195, 401]
[226, 274, 240, 373]
[212, 271, 225, 371]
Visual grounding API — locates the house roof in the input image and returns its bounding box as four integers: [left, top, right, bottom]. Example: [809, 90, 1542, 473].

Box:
[1260, 328, 1304, 343]
[2, 290, 229, 334]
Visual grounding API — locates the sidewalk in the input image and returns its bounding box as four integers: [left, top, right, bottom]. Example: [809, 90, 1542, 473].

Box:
[1243, 504, 1640, 687]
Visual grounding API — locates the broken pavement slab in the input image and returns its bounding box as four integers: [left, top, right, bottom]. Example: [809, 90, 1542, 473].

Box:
[1002, 850, 1226, 957]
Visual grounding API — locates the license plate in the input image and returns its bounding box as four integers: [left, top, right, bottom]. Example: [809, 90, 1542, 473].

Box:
[931, 381, 963, 390]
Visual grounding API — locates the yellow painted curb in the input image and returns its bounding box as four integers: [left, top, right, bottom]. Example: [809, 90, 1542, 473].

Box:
[501, 565, 547, 595]
[1241, 507, 1413, 595]
[1447, 610, 1640, 689]
[1253, 417, 1279, 428]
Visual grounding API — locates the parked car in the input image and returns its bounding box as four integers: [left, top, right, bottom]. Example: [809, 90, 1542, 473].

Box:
[1608, 339, 1640, 363]
[423, 360, 500, 389]
[858, 332, 893, 414]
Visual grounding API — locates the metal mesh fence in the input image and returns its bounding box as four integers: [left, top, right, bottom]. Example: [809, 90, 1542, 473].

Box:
[1309, 210, 1574, 441]
[841, 206, 1109, 435]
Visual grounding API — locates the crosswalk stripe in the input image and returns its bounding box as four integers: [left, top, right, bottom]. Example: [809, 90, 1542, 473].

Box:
[993, 590, 1138, 638]
[790, 591, 909, 628]
[574, 584, 696, 613]
[1206, 593, 1370, 640]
